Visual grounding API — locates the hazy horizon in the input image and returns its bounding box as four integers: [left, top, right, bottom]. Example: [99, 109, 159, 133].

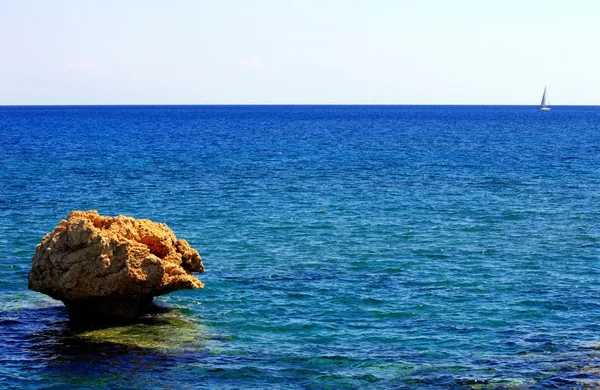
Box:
[1, 0, 599, 105]
[2, 103, 599, 107]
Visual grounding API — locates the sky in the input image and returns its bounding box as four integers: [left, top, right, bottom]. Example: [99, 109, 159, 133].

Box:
[0, 0, 599, 105]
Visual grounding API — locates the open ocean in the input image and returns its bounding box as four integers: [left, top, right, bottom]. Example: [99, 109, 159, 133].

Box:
[1, 105, 600, 389]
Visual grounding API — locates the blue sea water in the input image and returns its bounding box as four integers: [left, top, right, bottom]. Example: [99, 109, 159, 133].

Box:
[1, 105, 600, 389]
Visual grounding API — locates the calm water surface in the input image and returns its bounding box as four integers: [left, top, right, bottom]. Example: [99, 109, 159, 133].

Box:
[1, 105, 600, 389]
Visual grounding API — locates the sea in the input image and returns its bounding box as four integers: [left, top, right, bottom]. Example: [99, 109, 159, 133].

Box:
[1, 105, 600, 389]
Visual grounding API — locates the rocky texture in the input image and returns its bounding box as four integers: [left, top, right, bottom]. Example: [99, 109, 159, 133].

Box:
[28, 210, 204, 321]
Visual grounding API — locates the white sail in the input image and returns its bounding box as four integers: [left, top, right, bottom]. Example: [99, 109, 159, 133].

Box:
[540, 87, 549, 106]
[538, 87, 551, 110]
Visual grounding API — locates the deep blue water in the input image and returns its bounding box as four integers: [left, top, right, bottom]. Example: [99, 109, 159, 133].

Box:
[1, 105, 600, 389]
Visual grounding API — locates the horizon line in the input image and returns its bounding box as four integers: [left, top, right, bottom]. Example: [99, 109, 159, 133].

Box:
[1, 103, 598, 107]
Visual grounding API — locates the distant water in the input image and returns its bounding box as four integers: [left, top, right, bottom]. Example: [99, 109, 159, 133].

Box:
[1, 105, 600, 389]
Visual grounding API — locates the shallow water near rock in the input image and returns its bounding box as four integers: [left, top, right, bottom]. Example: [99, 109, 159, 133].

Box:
[2, 105, 600, 388]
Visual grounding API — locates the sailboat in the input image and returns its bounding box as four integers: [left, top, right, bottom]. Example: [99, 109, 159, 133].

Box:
[538, 87, 551, 111]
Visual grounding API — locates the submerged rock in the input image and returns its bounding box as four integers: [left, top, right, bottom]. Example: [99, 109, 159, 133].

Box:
[28, 210, 204, 321]
[76, 313, 207, 352]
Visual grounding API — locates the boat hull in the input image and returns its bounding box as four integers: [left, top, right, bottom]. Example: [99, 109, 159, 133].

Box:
[538, 106, 551, 111]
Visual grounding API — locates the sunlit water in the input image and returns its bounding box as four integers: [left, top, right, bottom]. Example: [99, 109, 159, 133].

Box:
[1, 105, 600, 389]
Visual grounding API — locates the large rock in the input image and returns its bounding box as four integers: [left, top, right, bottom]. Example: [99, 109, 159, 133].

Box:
[28, 210, 204, 321]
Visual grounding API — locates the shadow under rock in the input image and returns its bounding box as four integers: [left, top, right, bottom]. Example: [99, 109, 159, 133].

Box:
[1, 301, 209, 371]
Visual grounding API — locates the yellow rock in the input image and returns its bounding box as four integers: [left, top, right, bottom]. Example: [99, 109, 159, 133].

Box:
[28, 210, 204, 321]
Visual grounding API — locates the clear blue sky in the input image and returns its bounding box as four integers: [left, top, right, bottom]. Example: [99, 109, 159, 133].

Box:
[1, 0, 598, 105]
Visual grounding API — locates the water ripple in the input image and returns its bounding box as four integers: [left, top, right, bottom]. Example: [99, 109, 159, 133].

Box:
[2, 105, 600, 388]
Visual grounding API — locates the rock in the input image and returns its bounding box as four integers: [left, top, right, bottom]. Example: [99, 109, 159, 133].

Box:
[28, 210, 204, 321]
